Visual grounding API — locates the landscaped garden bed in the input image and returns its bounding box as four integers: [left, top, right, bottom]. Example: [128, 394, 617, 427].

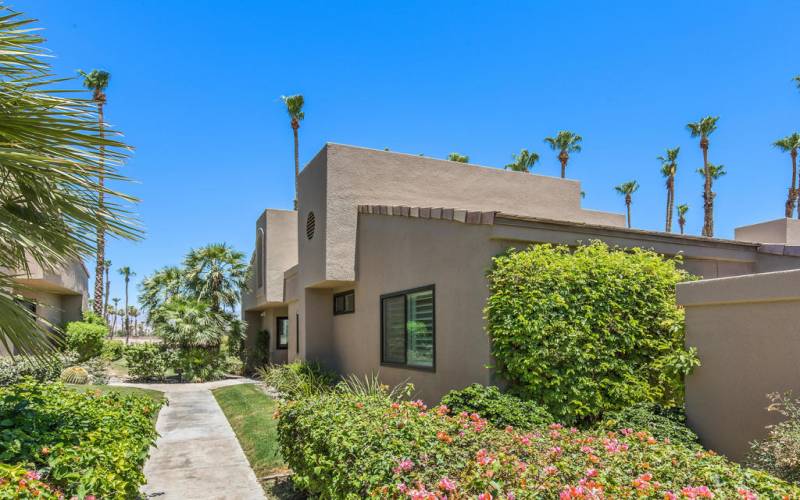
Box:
[0, 380, 163, 499]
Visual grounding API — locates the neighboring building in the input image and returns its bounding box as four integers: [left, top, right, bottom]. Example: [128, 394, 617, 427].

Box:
[242, 143, 800, 402]
[4, 256, 89, 354]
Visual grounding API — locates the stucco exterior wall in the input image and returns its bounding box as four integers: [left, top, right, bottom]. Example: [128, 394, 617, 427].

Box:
[241, 209, 298, 311]
[677, 269, 800, 461]
[297, 143, 625, 288]
[735, 218, 800, 245]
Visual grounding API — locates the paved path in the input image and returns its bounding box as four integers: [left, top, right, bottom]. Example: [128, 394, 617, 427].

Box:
[114, 378, 266, 500]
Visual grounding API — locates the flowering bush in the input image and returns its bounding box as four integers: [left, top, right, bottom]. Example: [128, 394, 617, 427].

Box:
[485, 241, 699, 424]
[277, 391, 800, 498]
[747, 392, 800, 484]
[441, 384, 552, 430]
[0, 463, 61, 499]
[0, 380, 162, 498]
[597, 403, 699, 448]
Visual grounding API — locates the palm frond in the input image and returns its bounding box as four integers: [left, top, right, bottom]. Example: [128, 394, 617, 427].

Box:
[447, 152, 469, 163]
[504, 149, 539, 172]
[281, 94, 305, 121]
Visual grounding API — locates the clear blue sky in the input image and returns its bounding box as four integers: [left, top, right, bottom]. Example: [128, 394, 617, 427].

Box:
[13, 0, 799, 307]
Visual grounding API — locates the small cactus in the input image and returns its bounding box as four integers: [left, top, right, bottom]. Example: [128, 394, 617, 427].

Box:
[60, 366, 89, 385]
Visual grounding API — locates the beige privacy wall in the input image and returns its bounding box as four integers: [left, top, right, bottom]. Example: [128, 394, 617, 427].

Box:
[677, 269, 800, 461]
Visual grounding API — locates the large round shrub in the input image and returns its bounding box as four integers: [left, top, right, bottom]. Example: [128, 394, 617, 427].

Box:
[440, 383, 552, 430]
[64, 314, 108, 361]
[485, 241, 698, 424]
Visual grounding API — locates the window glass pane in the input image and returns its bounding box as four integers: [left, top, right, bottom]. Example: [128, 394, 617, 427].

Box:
[277, 318, 289, 348]
[406, 290, 434, 367]
[334, 295, 344, 313]
[344, 293, 354, 312]
[382, 295, 405, 364]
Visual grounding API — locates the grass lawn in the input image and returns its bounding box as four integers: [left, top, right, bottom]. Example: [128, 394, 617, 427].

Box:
[66, 384, 164, 403]
[212, 383, 286, 480]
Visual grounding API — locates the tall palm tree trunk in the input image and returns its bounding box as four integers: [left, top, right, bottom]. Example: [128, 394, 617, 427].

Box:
[110, 312, 117, 336]
[559, 151, 568, 178]
[701, 139, 713, 237]
[124, 280, 130, 344]
[790, 149, 798, 218]
[292, 120, 299, 210]
[665, 177, 674, 232]
[103, 265, 110, 321]
[93, 102, 106, 314]
[679, 219, 685, 235]
[625, 195, 632, 228]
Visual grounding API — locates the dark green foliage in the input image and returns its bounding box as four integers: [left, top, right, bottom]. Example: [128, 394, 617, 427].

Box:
[173, 347, 228, 382]
[598, 403, 699, 447]
[245, 329, 271, 371]
[64, 315, 108, 362]
[0, 357, 62, 386]
[0, 380, 162, 497]
[124, 343, 171, 380]
[277, 391, 799, 498]
[485, 241, 698, 424]
[440, 384, 552, 430]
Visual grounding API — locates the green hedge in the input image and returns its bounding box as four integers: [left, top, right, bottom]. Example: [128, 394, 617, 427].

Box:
[65, 318, 107, 362]
[124, 343, 171, 380]
[277, 391, 800, 499]
[440, 384, 552, 430]
[0, 380, 162, 498]
[485, 241, 698, 424]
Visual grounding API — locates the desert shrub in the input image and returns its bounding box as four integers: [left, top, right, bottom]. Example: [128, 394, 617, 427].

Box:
[124, 343, 171, 380]
[485, 241, 699, 424]
[277, 391, 800, 498]
[440, 384, 552, 430]
[82, 357, 110, 385]
[258, 361, 337, 399]
[64, 313, 108, 361]
[597, 403, 699, 447]
[225, 355, 244, 376]
[0, 380, 162, 498]
[101, 339, 125, 361]
[172, 347, 228, 382]
[0, 356, 63, 386]
[245, 329, 271, 371]
[747, 392, 800, 483]
[59, 366, 88, 384]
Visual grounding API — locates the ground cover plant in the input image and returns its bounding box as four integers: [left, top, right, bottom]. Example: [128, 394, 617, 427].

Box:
[485, 241, 699, 424]
[277, 389, 800, 499]
[441, 383, 552, 431]
[597, 403, 699, 448]
[0, 380, 162, 498]
[258, 361, 337, 399]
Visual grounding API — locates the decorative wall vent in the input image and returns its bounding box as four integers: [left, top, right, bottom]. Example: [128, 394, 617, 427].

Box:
[306, 211, 316, 240]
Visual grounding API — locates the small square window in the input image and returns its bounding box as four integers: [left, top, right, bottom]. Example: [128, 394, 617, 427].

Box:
[333, 290, 355, 315]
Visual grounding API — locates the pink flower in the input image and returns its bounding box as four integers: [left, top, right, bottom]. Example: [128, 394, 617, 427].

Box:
[680, 486, 714, 498]
[549, 446, 563, 456]
[737, 489, 757, 500]
[438, 477, 456, 491]
[505, 425, 514, 433]
[584, 468, 598, 478]
[476, 449, 495, 466]
[24, 471, 40, 480]
[544, 465, 558, 476]
[664, 493, 678, 500]
[518, 435, 532, 446]
[580, 445, 594, 454]
[516, 461, 528, 473]
[397, 483, 408, 493]
[620, 428, 633, 436]
[393, 458, 414, 474]
[549, 423, 564, 430]
[436, 405, 449, 416]
[478, 494, 493, 500]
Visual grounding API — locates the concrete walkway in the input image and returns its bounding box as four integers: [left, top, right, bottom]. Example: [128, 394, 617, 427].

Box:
[114, 378, 266, 500]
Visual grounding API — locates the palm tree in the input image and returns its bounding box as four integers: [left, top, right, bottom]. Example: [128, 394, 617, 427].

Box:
[118, 267, 135, 343]
[0, 9, 138, 356]
[150, 298, 227, 349]
[687, 116, 720, 237]
[773, 133, 800, 218]
[103, 259, 111, 321]
[696, 163, 726, 232]
[110, 298, 121, 336]
[614, 181, 640, 228]
[79, 69, 111, 316]
[677, 204, 689, 235]
[139, 265, 184, 319]
[128, 306, 139, 337]
[794, 75, 800, 90]
[657, 147, 680, 232]
[504, 149, 539, 172]
[544, 131, 583, 178]
[447, 152, 469, 163]
[281, 94, 305, 210]
[183, 244, 248, 313]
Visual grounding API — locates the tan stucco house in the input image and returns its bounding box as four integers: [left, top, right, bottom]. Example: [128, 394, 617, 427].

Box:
[242, 143, 800, 402]
[3, 257, 90, 354]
